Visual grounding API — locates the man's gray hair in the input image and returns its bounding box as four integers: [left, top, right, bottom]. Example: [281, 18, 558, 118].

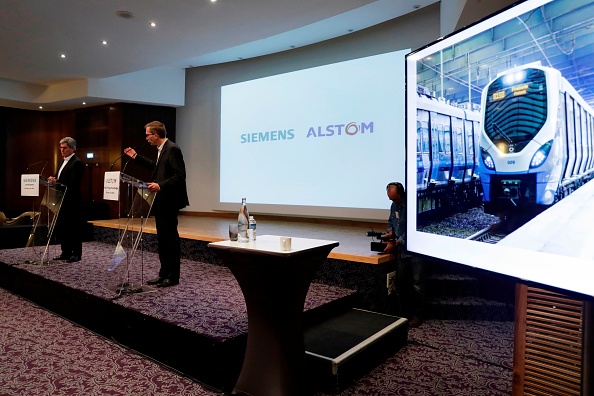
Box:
[60, 137, 77, 149]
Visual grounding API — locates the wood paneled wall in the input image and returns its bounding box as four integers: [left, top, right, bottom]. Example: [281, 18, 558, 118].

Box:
[0, 103, 176, 219]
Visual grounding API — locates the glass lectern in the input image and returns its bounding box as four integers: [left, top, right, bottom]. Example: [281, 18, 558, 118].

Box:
[23, 176, 66, 265]
[104, 172, 156, 295]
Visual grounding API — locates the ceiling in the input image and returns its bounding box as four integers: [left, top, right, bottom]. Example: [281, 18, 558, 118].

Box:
[0, 0, 439, 111]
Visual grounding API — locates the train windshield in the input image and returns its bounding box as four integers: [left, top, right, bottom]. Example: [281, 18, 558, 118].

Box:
[484, 68, 547, 153]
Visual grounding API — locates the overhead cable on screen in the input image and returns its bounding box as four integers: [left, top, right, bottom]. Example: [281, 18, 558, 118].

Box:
[516, 15, 553, 67]
[540, 7, 574, 56]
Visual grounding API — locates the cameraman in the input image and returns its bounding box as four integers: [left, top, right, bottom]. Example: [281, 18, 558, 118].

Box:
[383, 182, 425, 327]
[383, 182, 406, 254]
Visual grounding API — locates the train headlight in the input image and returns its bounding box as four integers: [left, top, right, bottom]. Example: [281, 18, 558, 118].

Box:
[502, 70, 526, 86]
[529, 140, 553, 169]
[542, 190, 555, 205]
[481, 148, 495, 171]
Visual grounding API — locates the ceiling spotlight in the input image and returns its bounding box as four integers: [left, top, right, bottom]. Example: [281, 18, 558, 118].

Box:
[101, 40, 108, 45]
[150, 22, 156, 27]
[82, 102, 87, 105]
[211, 0, 217, 2]
[39, 106, 43, 109]
[60, 54, 66, 58]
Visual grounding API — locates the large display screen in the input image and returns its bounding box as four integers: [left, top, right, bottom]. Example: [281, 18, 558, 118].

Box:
[220, 50, 408, 219]
[406, 0, 594, 297]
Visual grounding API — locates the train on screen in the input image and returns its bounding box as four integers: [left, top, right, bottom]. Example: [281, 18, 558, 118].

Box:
[415, 87, 482, 221]
[478, 62, 594, 217]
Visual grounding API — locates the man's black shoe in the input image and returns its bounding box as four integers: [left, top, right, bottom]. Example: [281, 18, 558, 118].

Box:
[53, 255, 69, 261]
[68, 255, 81, 263]
[156, 278, 179, 288]
[147, 277, 162, 285]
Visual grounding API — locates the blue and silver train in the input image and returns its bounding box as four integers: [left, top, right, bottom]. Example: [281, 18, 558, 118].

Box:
[416, 87, 482, 218]
[479, 62, 594, 216]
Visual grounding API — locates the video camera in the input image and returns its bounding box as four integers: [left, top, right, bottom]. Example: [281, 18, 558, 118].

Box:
[367, 231, 389, 252]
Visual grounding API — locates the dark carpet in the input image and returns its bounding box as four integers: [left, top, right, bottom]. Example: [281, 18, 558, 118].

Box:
[0, 288, 219, 396]
[1, 242, 355, 342]
[0, 242, 514, 395]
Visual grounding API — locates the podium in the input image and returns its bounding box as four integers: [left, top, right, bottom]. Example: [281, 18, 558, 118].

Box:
[21, 175, 66, 265]
[209, 236, 339, 396]
[103, 171, 156, 295]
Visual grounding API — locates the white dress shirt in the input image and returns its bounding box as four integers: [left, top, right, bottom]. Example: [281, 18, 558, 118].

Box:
[57, 153, 75, 179]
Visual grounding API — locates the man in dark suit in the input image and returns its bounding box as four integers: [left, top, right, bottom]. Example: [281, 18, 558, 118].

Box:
[48, 137, 85, 262]
[124, 121, 189, 287]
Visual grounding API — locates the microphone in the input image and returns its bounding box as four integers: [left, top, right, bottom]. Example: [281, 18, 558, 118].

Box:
[40, 159, 49, 177]
[110, 143, 146, 171]
[26, 159, 49, 172]
[122, 142, 147, 173]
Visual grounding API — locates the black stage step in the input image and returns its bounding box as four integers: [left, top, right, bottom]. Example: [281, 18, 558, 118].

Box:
[304, 308, 408, 392]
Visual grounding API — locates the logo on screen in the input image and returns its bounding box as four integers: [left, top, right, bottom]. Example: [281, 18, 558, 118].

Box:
[306, 122, 374, 138]
[105, 178, 118, 184]
[241, 129, 295, 144]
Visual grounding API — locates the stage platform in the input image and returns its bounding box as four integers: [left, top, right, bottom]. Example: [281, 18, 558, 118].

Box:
[89, 214, 404, 314]
[89, 213, 395, 264]
[0, 241, 359, 391]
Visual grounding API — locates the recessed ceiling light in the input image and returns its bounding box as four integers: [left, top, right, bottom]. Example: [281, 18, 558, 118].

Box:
[211, 0, 217, 2]
[60, 54, 66, 58]
[115, 10, 135, 19]
[82, 102, 87, 105]
[39, 106, 43, 109]
[101, 40, 108, 45]
[150, 22, 156, 27]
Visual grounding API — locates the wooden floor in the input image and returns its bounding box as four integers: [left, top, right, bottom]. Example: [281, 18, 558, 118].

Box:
[89, 213, 395, 264]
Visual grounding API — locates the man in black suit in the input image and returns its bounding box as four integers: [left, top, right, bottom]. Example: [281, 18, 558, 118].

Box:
[48, 137, 85, 263]
[124, 121, 189, 287]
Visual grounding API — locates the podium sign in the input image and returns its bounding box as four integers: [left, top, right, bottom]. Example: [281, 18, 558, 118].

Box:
[21, 174, 40, 197]
[103, 171, 121, 201]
